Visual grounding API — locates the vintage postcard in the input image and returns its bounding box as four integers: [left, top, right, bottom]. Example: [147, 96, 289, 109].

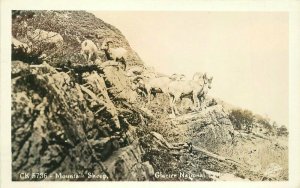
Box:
[1, 0, 300, 188]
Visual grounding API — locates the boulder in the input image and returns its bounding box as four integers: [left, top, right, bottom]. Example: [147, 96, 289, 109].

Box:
[103, 141, 154, 180]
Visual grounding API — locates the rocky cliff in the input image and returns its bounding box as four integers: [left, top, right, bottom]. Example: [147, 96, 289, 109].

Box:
[11, 10, 288, 181]
[12, 10, 153, 181]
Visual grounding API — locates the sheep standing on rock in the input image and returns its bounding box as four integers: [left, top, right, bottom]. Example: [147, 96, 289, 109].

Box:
[145, 76, 172, 104]
[168, 73, 213, 117]
[101, 39, 128, 70]
[80, 39, 98, 62]
[134, 73, 184, 104]
[131, 77, 148, 98]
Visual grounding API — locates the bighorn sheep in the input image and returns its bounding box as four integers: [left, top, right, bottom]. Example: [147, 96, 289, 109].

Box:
[133, 73, 184, 104]
[101, 39, 128, 70]
[168, 73, 213, 117]
[129, 66, 155, 98]
[27, 28, 63, 47]
[145, 76, 171, 103]
[80, 39, 98, 62]
[132, 77, 148, 98]
[197, 75, 213, 109]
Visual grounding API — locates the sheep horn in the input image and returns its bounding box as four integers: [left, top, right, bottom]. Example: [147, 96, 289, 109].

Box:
[132, 75, 144, 82]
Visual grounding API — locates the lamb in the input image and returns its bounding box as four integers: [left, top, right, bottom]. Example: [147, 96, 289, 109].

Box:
[80, 39, 99, 62]
[168, 73, 212, 117]
[27, 28, 63, 47]
[101, 39, 128, 70]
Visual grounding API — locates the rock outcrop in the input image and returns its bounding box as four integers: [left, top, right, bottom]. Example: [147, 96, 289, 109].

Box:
[12, 59, 154, 180]
[188, 106, 234, 151]
[11, 10, 154, 181]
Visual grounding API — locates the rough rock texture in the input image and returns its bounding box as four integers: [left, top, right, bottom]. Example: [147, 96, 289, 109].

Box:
[11, 10, 288, 182]
[103, 140, 154, 181]
[102, 66, 138, 103]
[174, 105, 234, 153]
[11, 60, 153, 181]
[11, 10, 154, 181]
[12, 10, 143, 66]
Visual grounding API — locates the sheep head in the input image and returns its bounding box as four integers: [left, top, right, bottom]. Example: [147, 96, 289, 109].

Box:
[207, 76, 213, 89]
[100, 38, 113, 50]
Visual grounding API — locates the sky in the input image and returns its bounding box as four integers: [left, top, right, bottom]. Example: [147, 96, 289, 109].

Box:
[91, 11, 289, 126]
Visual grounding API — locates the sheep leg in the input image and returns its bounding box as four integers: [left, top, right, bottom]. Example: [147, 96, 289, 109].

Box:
[169, 95, 174, 115]
[197, 95, 201, 110]
[201, 95, 206, 110]
[198, 95, 203, 110]
[192, 92, 199, 111]
[88, 53, 92, 62]
[173, 95, 180, 115]
[81, 50, 86, 61]
[169, 94, 176, 117]
[198, 93, 204, 110]
[120, 59, 126, 71]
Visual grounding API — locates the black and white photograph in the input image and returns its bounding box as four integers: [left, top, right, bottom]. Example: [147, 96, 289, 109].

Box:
[1, 1, 300, 188]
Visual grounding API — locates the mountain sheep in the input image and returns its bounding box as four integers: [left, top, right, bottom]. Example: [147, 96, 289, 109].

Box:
[132, 77, 148, 98]
[27, 28, 63, 47]
[101, 39, 128, 70]
[80, 39, 98, 62]
[145, 76, 171, 103]
[168, 73, 211, 117]
[134, 74, 184, 104]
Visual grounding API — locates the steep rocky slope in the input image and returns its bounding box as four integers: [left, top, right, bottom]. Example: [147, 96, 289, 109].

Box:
[12, 61, 156, 181]
[12, 10, 152, 181]
[12, 10, 143, 66]
[11, 10, 288, 181]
